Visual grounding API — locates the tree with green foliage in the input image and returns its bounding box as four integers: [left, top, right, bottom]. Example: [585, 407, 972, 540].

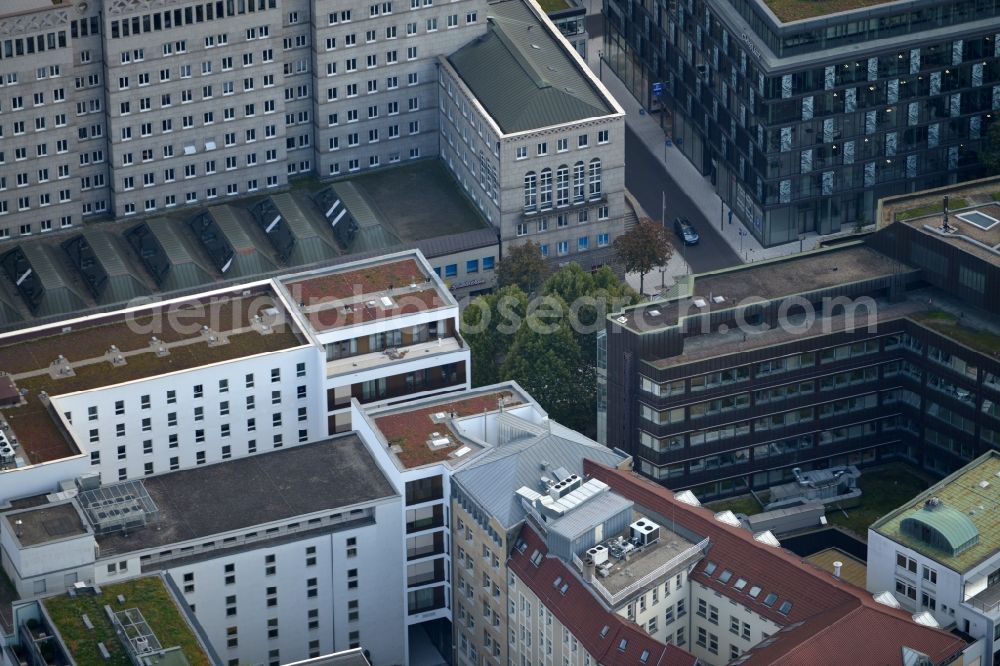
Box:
[613, 217, 673, 295]
[984, 121, 1000, 175]
[542, 264, 639, 365]
[464, 264, 637, 438]
[461, 285, 529, 387]
[497, 241, 547, 294]
[499, 295, 594, 434]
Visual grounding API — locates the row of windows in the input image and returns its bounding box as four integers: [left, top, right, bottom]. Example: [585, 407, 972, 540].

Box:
[523, 160, 603, 212]
[109, 0, 278, 40]
[432, 256, 495, 278]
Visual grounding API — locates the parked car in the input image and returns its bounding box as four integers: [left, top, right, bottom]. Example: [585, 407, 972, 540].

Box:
[673, 217, 700, 245]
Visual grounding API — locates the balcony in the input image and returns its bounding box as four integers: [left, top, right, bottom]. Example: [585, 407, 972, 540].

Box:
[407, 559, 446, 588]
[406, 504, 444, 534]
[407, 532, 446, 561]
[326, 336, 464, 378]
[407, 585, 446, 616]
[966, 584, 1000, 615]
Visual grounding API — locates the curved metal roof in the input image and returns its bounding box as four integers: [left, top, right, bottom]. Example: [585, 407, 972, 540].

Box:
[901, 504, 979, 556]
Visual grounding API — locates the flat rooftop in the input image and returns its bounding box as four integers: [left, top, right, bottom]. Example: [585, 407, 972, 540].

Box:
[900, 202, 1000, 267]
[42, 576, 212, 666]
[347, 161, 490, 242]
[280, 254, 454, 332]
[4, 502, 88, 548]
[595, 517, 697, 597]
[620, 244, 908, 332]
[804, 548, 867, 589]
[0, 287, 302, 466]
[873, 451, 1000, 573]
[372, 389, 524, 469]
[761, 0, 899, 23]
[95, 433, 395, 557]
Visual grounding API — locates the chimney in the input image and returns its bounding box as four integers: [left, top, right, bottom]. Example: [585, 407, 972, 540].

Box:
[833, 561, 843, 579]
[583, 559, 596, 583]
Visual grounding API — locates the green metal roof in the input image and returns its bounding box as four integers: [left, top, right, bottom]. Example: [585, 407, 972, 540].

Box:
[873, 452, 1000, 573]
[207, 205, 278, 278]
[20, 244, 88, 318]
[900, 504, 979, 556]
[268, 192, 341, 265]
[81, 229, 153, 305]
[447, 0, 614, 133]
[144, 218, 216, 292]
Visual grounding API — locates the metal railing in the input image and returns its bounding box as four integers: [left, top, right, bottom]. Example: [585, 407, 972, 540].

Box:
[578, 538, 710, 607]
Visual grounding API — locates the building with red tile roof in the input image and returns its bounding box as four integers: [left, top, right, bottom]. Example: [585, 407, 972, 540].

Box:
[509, 525, 698, 666]
[582, 460, 971, 666]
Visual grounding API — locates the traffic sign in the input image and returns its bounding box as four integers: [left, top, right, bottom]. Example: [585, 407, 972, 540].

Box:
[652, 82, 664, 97]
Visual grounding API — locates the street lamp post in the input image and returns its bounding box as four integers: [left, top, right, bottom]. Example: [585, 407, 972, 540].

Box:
[598, 50, 603, 80]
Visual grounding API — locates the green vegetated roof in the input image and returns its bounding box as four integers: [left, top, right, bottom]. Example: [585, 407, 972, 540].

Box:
[873, 452, 1000, 572]
[447, 0, 613, 133]
[42, 576, 212, 666]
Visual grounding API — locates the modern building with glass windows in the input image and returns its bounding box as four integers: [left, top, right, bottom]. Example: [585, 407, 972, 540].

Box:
[599, 177, 1000, 500]
[603, 0, 999, 245]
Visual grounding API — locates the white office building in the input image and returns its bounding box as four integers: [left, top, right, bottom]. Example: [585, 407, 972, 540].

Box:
[869, 451, 1000, 665]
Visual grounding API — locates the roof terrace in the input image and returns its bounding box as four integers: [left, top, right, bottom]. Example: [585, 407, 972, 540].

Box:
[41, 576, 213, 666]
[873, 451, 1000, 573]
[280, 254, 454, 333]
[0, 287, 303, 466]
[586, 515, 703, 605]
[371, 389, 524, 469]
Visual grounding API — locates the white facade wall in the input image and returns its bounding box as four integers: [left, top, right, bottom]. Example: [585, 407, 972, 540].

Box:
[867, 529, 1000, 659]
[351, 401, 453, 662]
[157, 501, 404, 666]
[0, 508, 96, 599]
[52, 344, 323, 483]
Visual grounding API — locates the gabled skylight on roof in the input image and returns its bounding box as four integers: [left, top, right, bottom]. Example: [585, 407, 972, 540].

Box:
[873, 591, 900, 608]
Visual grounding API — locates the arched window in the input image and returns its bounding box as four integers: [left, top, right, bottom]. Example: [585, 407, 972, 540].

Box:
[556, 165, 569, 207]
[588, 158, 602, 199]
[573, 162, 585, 203]
[539, 168, 552, 209]
[523, 171, 537, 211]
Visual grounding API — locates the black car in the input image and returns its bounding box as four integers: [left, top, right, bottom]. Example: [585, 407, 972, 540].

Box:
[673, 217, 700, 245]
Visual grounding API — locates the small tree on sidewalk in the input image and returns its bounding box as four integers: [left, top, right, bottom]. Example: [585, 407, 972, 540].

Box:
[613, 217, 673, 295]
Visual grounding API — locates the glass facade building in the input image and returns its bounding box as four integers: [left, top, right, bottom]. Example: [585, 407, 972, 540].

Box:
[604, 0, 1000, 245]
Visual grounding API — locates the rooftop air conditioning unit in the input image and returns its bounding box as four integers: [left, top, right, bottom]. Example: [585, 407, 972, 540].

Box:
[630, 518, 660, 547]
[585, 544, 609, 566]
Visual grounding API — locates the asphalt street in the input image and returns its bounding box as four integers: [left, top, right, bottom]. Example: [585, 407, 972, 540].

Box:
[624, 118, 742, 274]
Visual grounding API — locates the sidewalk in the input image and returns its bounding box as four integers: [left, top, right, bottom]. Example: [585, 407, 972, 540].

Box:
[584, 32, 822, 264]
